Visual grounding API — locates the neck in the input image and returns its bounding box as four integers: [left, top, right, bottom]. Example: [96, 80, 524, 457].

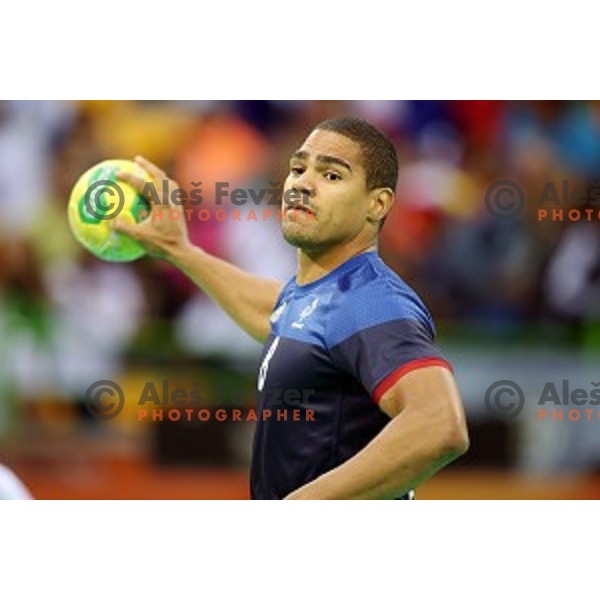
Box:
[296, 239, 378, 286]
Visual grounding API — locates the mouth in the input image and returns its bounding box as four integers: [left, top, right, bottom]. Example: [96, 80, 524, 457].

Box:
[284, 203, 316, 218]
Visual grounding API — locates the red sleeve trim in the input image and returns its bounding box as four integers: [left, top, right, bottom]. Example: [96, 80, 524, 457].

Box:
[372, 357, 454, 404]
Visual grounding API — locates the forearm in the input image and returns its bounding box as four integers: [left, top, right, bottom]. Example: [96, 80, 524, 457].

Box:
[112, 159, 282, 342]
[167, 241, 282, 343]
[286, 407, 468, 499]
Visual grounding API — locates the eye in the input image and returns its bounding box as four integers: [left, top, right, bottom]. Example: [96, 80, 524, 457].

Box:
[324, 171, 341, 181]
[290, 166, 304, 176]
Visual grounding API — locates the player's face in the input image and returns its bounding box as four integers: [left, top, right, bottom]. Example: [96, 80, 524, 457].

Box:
[281, 129, 373, 252]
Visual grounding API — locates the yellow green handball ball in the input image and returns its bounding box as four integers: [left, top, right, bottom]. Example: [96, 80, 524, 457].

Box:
[68, 159, 151, 262]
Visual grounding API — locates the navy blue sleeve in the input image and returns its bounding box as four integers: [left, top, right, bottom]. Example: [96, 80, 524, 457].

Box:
[327, 280, 452, 402]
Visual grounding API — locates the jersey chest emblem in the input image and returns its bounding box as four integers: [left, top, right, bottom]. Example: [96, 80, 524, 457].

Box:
[292, 298, 320, 330]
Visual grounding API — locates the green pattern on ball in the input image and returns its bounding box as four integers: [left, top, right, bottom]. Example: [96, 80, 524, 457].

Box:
[132, 195, 151, 222]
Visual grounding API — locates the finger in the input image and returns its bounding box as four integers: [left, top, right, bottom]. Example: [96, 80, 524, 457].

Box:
[110, 217, 143, 240]
[116, 170, 151, 196]
[134, 155, 166, 181]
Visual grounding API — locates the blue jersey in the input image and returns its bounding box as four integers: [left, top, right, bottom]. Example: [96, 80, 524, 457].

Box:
[250, 251, 451, 499]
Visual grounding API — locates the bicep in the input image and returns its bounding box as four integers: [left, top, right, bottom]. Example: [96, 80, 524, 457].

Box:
[378, 365, 467, 434]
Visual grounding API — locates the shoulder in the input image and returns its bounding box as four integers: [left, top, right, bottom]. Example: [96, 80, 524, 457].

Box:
[326, 255, 436, 347]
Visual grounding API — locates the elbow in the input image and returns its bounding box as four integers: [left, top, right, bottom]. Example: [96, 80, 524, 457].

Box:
[451, 426, 470, 457]
[438, 419, 470, 459]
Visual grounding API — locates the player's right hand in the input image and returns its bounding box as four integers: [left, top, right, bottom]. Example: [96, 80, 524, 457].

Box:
[112, 155, 191, 259]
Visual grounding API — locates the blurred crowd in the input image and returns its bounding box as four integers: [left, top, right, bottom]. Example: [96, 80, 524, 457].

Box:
[2, 100, 600, 438]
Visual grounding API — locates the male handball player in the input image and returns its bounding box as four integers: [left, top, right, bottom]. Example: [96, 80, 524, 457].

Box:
[114, 117, 469, 499]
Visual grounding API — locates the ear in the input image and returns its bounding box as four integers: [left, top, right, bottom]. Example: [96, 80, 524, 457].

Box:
[367, 188, 394, 226]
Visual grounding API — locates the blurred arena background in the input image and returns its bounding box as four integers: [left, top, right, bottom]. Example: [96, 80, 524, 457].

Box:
[2, 100, 600, 499]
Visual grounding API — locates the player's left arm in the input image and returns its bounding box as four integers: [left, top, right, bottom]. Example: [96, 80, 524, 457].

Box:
[285, 365, 469, 499]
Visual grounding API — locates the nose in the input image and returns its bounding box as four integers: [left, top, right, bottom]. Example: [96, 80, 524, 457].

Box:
[291, 179, 315, 203]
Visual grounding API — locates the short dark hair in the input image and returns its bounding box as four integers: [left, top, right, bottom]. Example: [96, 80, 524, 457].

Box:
[314, 117, 397, 230]
[315, 117, 398, 191]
